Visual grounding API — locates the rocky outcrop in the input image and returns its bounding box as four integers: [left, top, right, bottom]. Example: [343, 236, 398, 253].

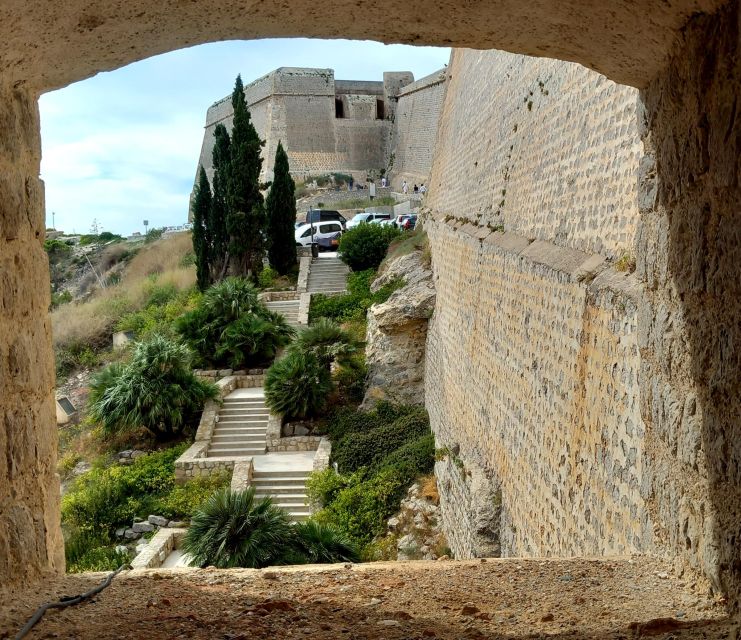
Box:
[362, 250, 436, 408]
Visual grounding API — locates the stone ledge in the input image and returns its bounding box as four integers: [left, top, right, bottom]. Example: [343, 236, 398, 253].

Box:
[297, 257, 312, 293]
[130, 527, 187, 569]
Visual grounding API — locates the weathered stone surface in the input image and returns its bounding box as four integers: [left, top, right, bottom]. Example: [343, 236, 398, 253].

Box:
[147, 515, 169, 527]
[363, 250, 435, 407]
[132, 521, 155, 533]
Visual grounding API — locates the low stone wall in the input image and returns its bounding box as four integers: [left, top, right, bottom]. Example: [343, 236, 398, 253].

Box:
[297, 257, 312, 293]
[298, 293, 311, 325]
[266, 413, 325, 453]
[230, 460, 254, 492]
[130, 528, 187, 569]
[259, 291, 300, 302]
[313, 438, 332, 471]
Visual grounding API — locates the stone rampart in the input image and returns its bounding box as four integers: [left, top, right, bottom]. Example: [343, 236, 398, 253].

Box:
[390, 68, 447, 189]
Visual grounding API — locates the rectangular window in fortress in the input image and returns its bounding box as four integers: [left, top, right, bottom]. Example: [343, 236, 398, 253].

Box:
[376, 99, 385, 120]
[335, 97, 345, 118]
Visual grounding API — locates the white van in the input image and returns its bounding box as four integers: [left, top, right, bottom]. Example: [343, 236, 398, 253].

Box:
[295, 221, 344, 247]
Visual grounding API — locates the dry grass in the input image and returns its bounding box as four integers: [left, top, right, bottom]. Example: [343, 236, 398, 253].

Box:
[419, 474, 439, 503]
[52, 233, 195, 350]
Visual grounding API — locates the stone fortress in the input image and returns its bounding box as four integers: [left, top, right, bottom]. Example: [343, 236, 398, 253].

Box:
[193, 66, 447, 188]
[1, 0, 740, 617]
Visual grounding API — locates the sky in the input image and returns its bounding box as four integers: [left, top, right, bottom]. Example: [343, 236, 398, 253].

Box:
[39, 39, 450, 237]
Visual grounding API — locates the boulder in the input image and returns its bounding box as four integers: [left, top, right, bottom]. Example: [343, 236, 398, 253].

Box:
[148, 515, 169, 527]
[132, 521, 155, 533]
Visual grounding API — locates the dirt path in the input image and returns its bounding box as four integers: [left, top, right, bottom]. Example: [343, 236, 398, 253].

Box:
[1, 557, 733, 639]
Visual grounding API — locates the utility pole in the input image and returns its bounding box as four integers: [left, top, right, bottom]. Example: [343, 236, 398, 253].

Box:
[51, 211, 55, 230]
[143, 219, 149, 237]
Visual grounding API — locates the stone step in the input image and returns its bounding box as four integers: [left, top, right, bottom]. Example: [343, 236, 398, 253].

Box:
[253, 492, 307, 502]
[222, 400, 266, 407]
[212, 424, 267, 432]
[217, 417, 268, 424]
[211, 434, 266, 443]
[208, 445, 266, 456]
[248, 483, 309, 494]
[251, 472, 311, 481]
[219, 408, 270, 416]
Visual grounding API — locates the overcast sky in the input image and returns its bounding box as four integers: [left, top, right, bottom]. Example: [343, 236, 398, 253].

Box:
[39, 39, 450, 236]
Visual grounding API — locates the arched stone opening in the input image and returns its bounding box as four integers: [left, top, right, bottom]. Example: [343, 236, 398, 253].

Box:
[0, 0, 738, 608]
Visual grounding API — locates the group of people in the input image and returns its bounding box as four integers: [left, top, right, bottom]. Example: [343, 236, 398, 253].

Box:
[401, 180, 426, 197]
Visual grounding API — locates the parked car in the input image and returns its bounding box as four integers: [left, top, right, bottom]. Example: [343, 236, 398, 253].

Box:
[304, 209, 347, 228]
[392, 214, 409, 227]
[316, 231, 342, 251]
[401, 214, 418, 230]
[346, 212, 392, 229]
[295, 221, 344, 247]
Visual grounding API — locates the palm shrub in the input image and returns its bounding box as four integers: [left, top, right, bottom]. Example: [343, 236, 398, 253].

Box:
[338, 223, 401, 271]
[264, 351, 332, 418]
[88, 335, 217, 439]
[291, 520, 360, 564]
[176, 277, 292, 368]
[181, 487, 292, 568]
[290, 318, 357, 368]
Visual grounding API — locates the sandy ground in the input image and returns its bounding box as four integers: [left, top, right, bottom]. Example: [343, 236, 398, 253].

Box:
[1, 557, 735, 639]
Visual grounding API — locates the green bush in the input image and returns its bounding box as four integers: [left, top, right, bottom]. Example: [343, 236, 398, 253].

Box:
[150, 472, 229, 519]
[306, 467, 357, 509]
[65, 529, 130, 573]
[290, 318, 357, 368]
[87, 336, 218, 439]
[338, 224, 401, 271]
[333, 409, 430, 473]
[314, 467, 407, 546]
[61, 444, 189, 536]
[181, 487, 293, 568]
[264, 351, 332, 418]
[325, 401, 419, 442]
[373, 434, 435, 478]
[258, 266, 278, 289]
[290, 520, 360, 564]
[176, 277, 290, 368]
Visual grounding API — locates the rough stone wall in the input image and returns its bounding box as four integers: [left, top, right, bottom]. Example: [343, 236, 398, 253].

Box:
[390, 68, 448, 189]
[0, 86, 64, 591]
[637, 0, 741, 600]
[426, 220, 653, 560]
[427, 50, 642, 259]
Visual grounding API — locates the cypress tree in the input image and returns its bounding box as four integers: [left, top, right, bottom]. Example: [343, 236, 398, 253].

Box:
[226, 75, 266, 280]
[265, 141, 298, 275]
[191, 166, 213, 291]
[210, 124, 231, 282]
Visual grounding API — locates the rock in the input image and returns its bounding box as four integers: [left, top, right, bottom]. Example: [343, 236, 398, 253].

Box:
[115, 527, 126, 538]
[124, 529, 140, 540]
[130, 450, 147, 459]
[132, 521, 155, 533]
[115, 545, 129, 554]
[378, 620, 401, 627]
[460, 604, 479, 616]
[397, 534, 416, 551]
[148, 515, 169, 527]
[437, 555, 450, 561]
[387, 517, 400, 531]
[368, 598, 382, 606]
[118, 450, 133, 458]
[168, 521, 186, 528]
[541, 613, 554, 622]
[72, 461, 91, 475]
[294, 425, 310, 436]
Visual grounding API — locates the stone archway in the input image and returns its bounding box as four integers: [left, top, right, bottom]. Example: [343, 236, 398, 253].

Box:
[0, 0, 739, 603]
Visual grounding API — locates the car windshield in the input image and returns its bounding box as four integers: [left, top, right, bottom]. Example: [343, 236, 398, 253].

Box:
[300, 228, 312, 238]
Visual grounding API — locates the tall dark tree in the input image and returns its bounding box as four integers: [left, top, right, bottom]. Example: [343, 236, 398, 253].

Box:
[226, 75, 266, 280]
[191, 166, 213, 291]
[265, 141, 298, 275]
[210, 124, 231, 282]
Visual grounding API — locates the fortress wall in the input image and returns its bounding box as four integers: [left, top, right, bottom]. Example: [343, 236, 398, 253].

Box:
[427, 221, 654, 559]
[427, 50, 642, 259]
[424, 49, 657, 560]
[335, 119, 391, 172]
[391, 68, 447, 188]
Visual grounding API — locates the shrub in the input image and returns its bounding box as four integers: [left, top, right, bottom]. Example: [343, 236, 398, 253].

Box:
[314, 467, 407, 546]
[150, 472, 230, 519]
[290, 318, 357, 368]
[215, 312, 294, 369]
[258, 266, 278, 288]
[338, 224, 401, 271]
[65, 529, 130, 573]
[325, 401, 419, 442]
[332, 409, 430, 473]
[264, 351, 332, 418]
[181, 487, 293, 568]
[306, 468, 357, 509]
[61, 444, 189, 536]
[291, 520, 360, 564]
[88, 336, 218, 439]
[373, 434, 435, 478]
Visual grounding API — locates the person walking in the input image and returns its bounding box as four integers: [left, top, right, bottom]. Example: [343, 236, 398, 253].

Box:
[420, 183, 427, 196]
[402, 180, 408, 195]
[369, 180, 376, 201]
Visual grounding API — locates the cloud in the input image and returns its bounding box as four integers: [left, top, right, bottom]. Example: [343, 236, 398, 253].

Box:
[40, 39, 450, 235]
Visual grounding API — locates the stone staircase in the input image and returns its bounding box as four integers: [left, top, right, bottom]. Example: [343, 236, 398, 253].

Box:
[306, 257, 349, 294]
[251, 468, 312, 521]
[207, 391, 268, 458]
[264, 299, 301, 328]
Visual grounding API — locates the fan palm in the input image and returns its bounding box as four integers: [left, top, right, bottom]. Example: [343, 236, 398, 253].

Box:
[290, 318, 357, 368]
[264, 351, 332, 418]
[292, 520, 360, 564]
[181, 487, 293, 568]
